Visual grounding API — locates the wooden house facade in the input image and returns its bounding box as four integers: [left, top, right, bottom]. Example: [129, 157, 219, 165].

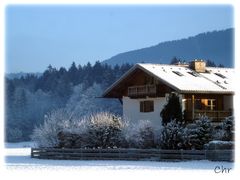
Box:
[102, 60, 234, 126]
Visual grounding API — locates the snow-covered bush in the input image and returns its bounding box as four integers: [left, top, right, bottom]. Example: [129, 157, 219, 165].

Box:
[31, 109, 74, 147]
[182, 116, 213, 150]
[204, 140, 234, 150]
[160, 119, 184, 150]
[83, 112, 126, 148]
[124, 120, 156, 148]
[56, 117, 91, 148]
[212, 116, 234, 141]
[212, 125, 225, 141]
[32, 110, 126, 148]
[221, 116, 234, 141]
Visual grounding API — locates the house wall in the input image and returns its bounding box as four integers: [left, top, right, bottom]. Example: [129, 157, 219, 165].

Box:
[122, 96, 166, 127]
[223, 95, 233, 111]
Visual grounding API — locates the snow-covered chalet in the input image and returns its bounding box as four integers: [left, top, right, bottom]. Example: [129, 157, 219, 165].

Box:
[102, 60, 234, 126]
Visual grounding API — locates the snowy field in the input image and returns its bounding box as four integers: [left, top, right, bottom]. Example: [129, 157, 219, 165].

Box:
[4, 142, 234, 172]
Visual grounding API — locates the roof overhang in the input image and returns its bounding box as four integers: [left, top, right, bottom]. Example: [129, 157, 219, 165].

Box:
[102, 64, 180, 98]
[102, 63, 234, 98]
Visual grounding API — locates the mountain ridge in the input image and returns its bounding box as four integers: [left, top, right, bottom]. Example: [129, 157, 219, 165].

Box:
[103, 28, 234, 67]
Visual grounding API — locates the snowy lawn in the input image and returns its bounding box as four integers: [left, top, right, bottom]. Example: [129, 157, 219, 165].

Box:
[4, 142, 234, 171]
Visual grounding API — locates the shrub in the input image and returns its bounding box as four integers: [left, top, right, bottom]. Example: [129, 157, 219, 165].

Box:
[31, 109, 73, 147]
[204, 140, 234, 150]
[124, 120, 156, 148]
[84, 112, 125, 148]
[32, 110, 127, 148]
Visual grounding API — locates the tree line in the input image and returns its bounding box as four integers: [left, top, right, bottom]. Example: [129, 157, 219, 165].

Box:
[5, 61, 132, 142]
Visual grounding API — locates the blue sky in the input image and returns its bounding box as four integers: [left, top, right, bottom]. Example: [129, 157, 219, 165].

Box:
[6, 5, 233, 73]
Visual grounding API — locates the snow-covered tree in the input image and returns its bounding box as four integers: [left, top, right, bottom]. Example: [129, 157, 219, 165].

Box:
[212, 116, 234, 141]
[65, 83, 101, 117]
[6, 88, 27, 141]
[160, 119, 184, 150]
[182, 116, 213, 150]
[66, 83, 121, 118]
[221, 116, 234, 141]
[5, 62, 131, 142]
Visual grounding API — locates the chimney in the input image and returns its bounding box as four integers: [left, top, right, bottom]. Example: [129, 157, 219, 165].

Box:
[190, 59, 206, 73]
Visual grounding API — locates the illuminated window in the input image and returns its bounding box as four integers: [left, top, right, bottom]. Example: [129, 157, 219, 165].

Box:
[207, 99, 216, 110]
[194, 98, 216, 110]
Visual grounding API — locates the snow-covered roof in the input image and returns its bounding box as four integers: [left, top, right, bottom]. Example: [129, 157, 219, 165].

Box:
[103, 63, 234, 97]
[138, 63, 234, 94]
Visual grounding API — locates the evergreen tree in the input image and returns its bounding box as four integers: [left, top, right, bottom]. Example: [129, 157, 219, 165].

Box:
[183, 116, 213, 150]
[68, 62, 79, 85]
[206, 59, 216, 67]
[160, 120, 183, 150]
[82, 62, 93, 88]
[170, 56, 180, 65]
[221, 116, 234, 141]
[92, 61, 103, 84]
[6, 88, 28, 141]
[160, 93, 183, 125]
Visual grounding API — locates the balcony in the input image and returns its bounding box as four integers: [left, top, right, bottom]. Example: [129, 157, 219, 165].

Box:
[128, 85, 156, 97]
[185, 110, 232, 123]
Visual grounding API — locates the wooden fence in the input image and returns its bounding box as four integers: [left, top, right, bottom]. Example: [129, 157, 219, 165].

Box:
[31, 148, 234, 161]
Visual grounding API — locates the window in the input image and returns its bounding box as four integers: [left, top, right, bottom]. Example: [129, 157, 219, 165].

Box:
[140, 101, 154, 112]
[207, 99, 216, 110]
[214, 73, 226, 79]
[194, 98, 216, 110]
[188, 71, 200, 77]
[172, 71, 184, 76]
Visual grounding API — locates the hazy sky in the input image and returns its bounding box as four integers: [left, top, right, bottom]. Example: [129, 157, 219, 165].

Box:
[6, 5, 233, 73]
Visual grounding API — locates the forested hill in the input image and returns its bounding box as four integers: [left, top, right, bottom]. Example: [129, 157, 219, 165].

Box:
[5, 62, 132, 142]
[103, 28, 234, 67]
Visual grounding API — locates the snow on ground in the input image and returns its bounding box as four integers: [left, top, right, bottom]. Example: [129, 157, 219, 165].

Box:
[4, 142, 234, 171]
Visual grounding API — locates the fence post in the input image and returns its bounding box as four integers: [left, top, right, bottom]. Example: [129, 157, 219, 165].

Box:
[80, 148, 82, 160]
[180, 149, 183, 160]
[204, 150, 207, 160]
[31, 148, 33, 158]
[118, 149, 120, 160]
[159, 149, 161, 160]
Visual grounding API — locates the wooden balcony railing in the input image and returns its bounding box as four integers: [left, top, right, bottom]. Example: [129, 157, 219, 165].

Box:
[128, 85, 156, 97]
[188, 110, 232, 122]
